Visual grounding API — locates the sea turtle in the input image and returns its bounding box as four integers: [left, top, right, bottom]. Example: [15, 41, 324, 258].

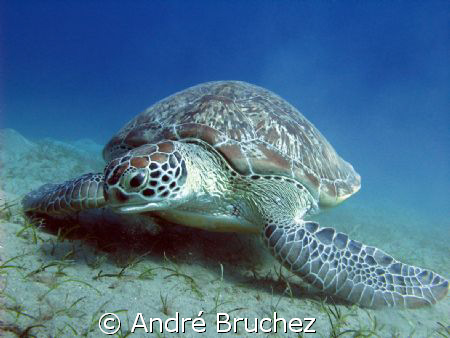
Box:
[23, 81, 448, 308]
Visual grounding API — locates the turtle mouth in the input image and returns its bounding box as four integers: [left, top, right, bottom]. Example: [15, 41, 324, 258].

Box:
[111, 202, 162, 214]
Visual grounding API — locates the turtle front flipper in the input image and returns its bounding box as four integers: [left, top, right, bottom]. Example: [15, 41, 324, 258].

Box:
[263, 221, 449, 308]
[22, 173, 106, 219]
[23, 173, 163, 237]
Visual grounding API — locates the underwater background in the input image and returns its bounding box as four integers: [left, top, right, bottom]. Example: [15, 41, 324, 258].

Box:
[1, 1, 449, 336]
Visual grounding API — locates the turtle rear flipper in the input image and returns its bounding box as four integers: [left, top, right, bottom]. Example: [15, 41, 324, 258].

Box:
[264, 220, 449, 308]
[22, 173, 106, 218]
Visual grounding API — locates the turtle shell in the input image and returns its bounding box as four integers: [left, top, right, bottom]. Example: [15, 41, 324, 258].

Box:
[103, 81, 360, 207]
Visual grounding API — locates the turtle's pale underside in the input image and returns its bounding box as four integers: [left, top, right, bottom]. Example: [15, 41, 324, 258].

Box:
[23, 81, 448, 308]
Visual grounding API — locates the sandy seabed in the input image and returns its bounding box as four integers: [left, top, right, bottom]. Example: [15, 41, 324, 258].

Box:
[0, 128, 448, 337]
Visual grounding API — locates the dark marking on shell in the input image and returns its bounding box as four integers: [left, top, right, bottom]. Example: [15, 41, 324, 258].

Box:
[215, 143, 250, 175]
[175, 123, 220, 145]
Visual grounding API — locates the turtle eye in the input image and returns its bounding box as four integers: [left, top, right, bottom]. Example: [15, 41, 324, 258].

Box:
[128, 171, 147, 189]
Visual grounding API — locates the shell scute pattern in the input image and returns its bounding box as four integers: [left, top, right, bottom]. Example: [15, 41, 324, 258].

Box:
[103, 81, 361, 207]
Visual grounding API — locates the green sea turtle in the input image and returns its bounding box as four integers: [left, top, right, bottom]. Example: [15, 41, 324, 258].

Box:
[23, 81, 448, 308]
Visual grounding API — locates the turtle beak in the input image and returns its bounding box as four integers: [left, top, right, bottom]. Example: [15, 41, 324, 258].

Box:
[106, 186, 174, 213]
[113, 203, 161, 213]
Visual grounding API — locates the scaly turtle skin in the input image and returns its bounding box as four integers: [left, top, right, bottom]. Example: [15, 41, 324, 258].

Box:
[23, 81, 448, 308]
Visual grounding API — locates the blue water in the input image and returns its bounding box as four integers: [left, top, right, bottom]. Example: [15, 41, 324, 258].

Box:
[3, 1, 448, 220]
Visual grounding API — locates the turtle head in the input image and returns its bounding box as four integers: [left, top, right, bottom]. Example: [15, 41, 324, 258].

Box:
[103, 142, 189, 213]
